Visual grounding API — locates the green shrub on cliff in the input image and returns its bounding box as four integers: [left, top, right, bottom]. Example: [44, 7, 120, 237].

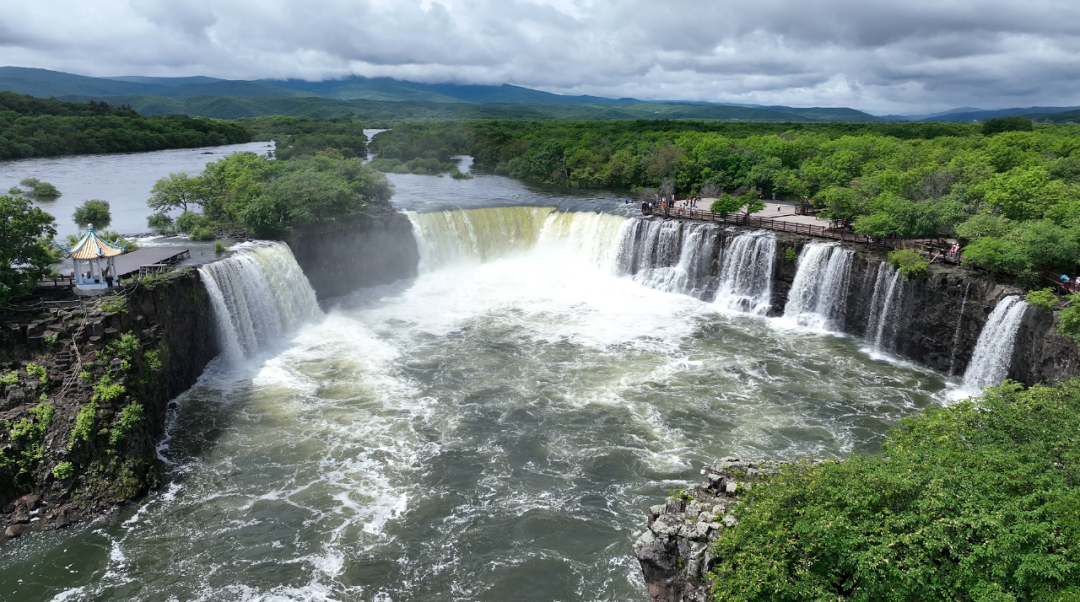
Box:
[108, 402, 143, 448]
[5, 403, 55, 474]
[886, 248, 929, 279]
[69, 401, 98, 450]
[708, 379, 1080, 602]
[1026, 288, 1058, 311]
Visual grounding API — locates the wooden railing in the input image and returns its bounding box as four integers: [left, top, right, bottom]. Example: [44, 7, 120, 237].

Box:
[646, 207, 882, 245]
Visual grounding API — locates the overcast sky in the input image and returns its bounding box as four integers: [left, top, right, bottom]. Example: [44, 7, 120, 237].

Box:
[2, 0, 1078, 114]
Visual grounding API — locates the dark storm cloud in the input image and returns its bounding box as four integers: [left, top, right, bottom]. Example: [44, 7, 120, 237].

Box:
[1, 0, 1078, 113]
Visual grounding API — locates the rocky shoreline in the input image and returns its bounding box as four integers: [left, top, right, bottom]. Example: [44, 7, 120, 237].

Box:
[633, 458, 817, 602]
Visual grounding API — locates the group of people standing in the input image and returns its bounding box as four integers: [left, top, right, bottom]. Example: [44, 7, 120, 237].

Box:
[638, 195, 701, 215]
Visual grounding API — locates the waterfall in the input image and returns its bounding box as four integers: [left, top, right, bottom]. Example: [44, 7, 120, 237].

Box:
[408, 206, 555, 270]
[537, 210, 628, 270]
[613, 218, 720, 299]
[714, 230, 776, 314]
[864, 262, 906, 350]
[408, 208, 777, 310]
[948, 282, 972, 376]
[962, 296, 1028, 391]
[783, 243, 853, 330]
[198, 242, 321, 363]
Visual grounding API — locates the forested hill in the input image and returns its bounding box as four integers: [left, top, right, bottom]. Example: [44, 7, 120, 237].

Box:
[0, 92, 250, 160]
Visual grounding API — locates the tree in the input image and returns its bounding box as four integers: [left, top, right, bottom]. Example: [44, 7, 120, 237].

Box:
[961, 237, 1030, 274]
[0, 196, 57, 306]
[710, 194, 746, 217]
[147, 172, 206, 214]
[982, 116, 1033, 135]
[72, 200, 111, 228]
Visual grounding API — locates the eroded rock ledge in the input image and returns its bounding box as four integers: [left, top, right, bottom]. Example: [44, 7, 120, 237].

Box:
[633, 458, 820, 602]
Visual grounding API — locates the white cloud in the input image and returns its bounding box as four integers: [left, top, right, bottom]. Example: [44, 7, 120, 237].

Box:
[1, 0, 1079, 113]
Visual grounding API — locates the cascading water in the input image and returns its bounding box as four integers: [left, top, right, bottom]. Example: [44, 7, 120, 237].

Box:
[783, 243, 853, 330]
[962, 296, 1028, 391]
[610, 218, 723, 299]
[714, 230, 776, 314]
[864, 262, 905, 350]
[198, 242, 321, 363]
[408, 206, 555, 270]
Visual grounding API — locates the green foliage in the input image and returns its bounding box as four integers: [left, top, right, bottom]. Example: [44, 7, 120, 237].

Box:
[78, 370, 90, 380]
[1, 370, 18, 385]
[983, 116, 1034, 135]
[143, 349, 162, 373]
[0, 195, 58, 306]
[98, 295, 127, 314]
[710, 192, 759, 217]
[149, 173, 204, 214]
[51, 461, 74, 480]
[44, 332, 58, 346]
[148, 151, 394, 238]
[367, 120, 1080, 279]
[962, 237, 1031, 274]
[108, 402, 143, 448]
[240, 116, 368, 159]
[8, 403, 54, 473]
[0, 91, 250, 160]
[708, 379, 1080, 602]
[68, 400, 98, 450]
[106, 333, 139, 370]
[25, 362, 46, 383]
[1058, 294, 1080, 343]
[784, 247, 797, 262]
[30, 181, 60, 197]
[214, 240, 226, 254]
[146, 212, 174, 231]
[1026, 288, 1059, 311]
[72, 199, 111, 228]
[887, 248, 930, 278]
[91, 373, 125, 403]
[449, 166, 473, 180]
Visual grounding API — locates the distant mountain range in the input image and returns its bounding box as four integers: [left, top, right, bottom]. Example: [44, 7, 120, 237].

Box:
[881, 106, 1080, 122]
[1, 66, 1076, 124]
[0, 67, 884, 122]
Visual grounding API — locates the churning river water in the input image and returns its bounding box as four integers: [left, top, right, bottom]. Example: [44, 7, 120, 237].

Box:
[0, 145, 959, 601]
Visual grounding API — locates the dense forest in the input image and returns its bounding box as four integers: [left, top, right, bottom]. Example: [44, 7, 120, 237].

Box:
[0, 92, 250, 159]
[707, 378, 1080, 602]
[238, 115, 368, 159]
[369, 119, 1080, 283]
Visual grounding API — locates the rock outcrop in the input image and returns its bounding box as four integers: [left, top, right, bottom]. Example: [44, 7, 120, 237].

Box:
[0, 269, 218, 540]
[283, 212, 419, 299]
[633, 458, 787, 602]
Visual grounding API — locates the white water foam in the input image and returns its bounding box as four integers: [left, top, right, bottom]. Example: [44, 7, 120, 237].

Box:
[962, 296, 1028, 392]
[714, 230, 776, 315]
[783, 243, 853, 331]
[198, 241, 321, 363]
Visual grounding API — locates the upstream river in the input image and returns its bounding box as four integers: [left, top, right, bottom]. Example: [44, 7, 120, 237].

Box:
[0, 142, 954, 601]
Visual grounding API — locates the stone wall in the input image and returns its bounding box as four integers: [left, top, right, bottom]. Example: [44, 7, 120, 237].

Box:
[282, 211, 419, 299]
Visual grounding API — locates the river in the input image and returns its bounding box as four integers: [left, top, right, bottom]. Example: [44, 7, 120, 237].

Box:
[0, 142, 274, 238]
[0, 146, 959, 601]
